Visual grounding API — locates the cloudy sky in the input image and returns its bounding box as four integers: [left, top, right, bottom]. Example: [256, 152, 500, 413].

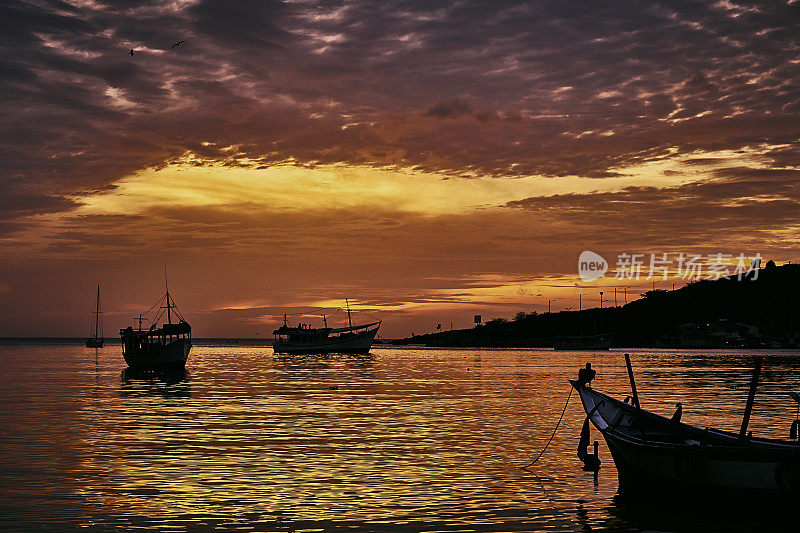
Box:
[1, 0, 799, 337]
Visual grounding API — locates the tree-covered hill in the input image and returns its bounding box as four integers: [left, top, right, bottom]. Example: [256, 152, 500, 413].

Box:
[396, 263, 800, 348]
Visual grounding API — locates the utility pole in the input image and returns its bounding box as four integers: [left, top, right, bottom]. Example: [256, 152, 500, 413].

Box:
[600, 291, 605, 333]
[624, 287, 627, 305]
[548, 299, 551, 313]
[614, 287, 617, 307]
[579, 294, 582, 311]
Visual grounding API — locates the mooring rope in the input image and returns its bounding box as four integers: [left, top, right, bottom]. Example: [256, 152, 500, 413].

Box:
[520, 386, 574, 469]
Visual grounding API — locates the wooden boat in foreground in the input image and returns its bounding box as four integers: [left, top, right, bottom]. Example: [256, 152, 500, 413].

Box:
[85, 285, 104, 348]
[571, 356, 800, 501]
[120, 290, 191, 369]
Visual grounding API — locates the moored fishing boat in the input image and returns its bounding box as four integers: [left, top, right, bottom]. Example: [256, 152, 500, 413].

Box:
[571, 356, 800, 501]
[273, 300, 380, 354]
[120, 289, 191, 369]
[85, 284, 104, 348]
[553, 333, 613, 350]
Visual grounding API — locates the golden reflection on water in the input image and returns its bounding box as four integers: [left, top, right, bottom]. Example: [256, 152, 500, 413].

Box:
[1, 343, 799, 531]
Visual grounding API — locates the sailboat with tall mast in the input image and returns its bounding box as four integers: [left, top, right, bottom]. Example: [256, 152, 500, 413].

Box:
[119, 276, 191, 368]
[85, 285, 104, 348]
[272, 298, 380, 354]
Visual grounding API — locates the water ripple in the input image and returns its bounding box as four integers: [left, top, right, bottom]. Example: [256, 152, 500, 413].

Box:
[1, 343, 799, 531]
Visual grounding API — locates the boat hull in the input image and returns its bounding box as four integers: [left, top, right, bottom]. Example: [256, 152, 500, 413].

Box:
[572, 380, 800, 499]
[85, 338, 104, 348]
[122, 338, 191, 369]
[604, 427, 800, 498]
[273, 327, 378, 354]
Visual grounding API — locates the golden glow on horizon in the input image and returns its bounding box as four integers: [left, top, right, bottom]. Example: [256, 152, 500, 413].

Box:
[75, 160, 569, 217]
[217, 274, 678, 321]
[70, 147, 772, 221]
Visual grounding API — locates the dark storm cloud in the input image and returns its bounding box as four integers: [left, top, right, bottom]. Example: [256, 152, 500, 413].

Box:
[2, 0, 800, 225]
[189, 0, 290, 50]
[0, 190, 77, 224]
[505, 167, 800, 249]
[425, 98, 478, 119]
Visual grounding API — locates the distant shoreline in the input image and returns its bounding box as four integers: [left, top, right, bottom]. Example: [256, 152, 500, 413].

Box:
[395, 264, 800, 350]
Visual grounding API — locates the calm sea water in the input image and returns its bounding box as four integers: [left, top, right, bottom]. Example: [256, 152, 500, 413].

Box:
[1, 341, 800, 532]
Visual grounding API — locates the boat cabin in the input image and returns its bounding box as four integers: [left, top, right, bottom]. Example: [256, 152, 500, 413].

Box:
[121, 320, 191, 356]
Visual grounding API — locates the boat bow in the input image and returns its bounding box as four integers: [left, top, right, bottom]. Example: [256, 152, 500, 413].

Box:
[569, 361, 800, 499]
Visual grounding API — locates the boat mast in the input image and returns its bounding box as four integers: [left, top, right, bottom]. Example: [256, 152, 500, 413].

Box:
[164, 265, 172, 325]
[346, 298, 352, 328]
[738, 357, 763, 444]
[93, 285, 101, 339]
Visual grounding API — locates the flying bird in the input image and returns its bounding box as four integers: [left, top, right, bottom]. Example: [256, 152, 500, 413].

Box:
[129, 48, 135, 58]
[171, 40, 186, 49]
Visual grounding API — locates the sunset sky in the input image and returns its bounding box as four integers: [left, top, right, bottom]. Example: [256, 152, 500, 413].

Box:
[2, 0, 799, 338]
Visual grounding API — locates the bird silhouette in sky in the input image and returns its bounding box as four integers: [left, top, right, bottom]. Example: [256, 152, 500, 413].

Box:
[171, 40, 186, 49]
[129, 48, 135, 58]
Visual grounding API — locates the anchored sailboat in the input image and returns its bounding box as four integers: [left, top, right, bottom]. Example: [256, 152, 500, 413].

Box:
[272, 299, 380, 354]
[85, 285, 104, 348]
